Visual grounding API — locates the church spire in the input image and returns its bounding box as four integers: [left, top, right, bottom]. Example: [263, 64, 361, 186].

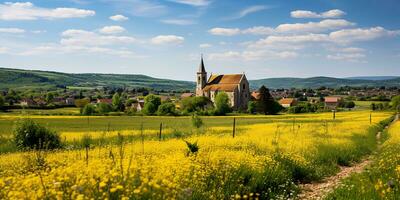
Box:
[198, 54, 206, 73]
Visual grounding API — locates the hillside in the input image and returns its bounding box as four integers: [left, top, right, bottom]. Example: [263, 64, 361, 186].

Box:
[0, 67, 195, 91]
[250, 76, 400, 89]
[1, 67, 400, 91]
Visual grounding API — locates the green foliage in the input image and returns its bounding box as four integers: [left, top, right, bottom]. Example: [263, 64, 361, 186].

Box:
[75, 98, 90, 108]
[46, 92, 54, 103]
[125, 98, 137, 107]
[191, 114, 203, 128]
[97, 102, 113, 114]
[214, 92, 232, 116]
[143, 94, 161, 115]
[247, 101, 257, 114]
[157, 102, 177, 116]
[256, 86, 283, 115]
[112, 93, 124, 111]
[288, 103, 319, 114]
[0, 94, 4, 108]
[391, 95, 400, 111]
[13, 119, 61, 150]
[184, 140, 199, 155]
[81, 104, 96, 115]
[181, 96, 211, 113]
[343, 101, 356, 109]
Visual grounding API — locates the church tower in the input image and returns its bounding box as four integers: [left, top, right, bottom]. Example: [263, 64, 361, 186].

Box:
[196, 55, 207, 96]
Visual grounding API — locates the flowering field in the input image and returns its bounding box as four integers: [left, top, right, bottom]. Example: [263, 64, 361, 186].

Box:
[326, 119, 400, 199]
[0, 111, 394, 199]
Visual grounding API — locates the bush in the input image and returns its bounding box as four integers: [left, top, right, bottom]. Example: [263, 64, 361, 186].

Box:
[191, 114, 203, 128]
[247, 101, 257, 114]
[157, 102, 177, 116]
[97, 102, 113, 114]
[81, 104, 96, 115]
[143, 94, 161, 115]
[13, 119, 61, 150]
[214, 92, 232, 116]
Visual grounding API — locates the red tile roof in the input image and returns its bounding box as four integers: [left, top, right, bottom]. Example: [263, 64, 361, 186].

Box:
[324, 97, 342, 103]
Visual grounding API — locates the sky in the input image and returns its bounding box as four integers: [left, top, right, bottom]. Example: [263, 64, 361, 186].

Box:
[0, 0, 399, 81]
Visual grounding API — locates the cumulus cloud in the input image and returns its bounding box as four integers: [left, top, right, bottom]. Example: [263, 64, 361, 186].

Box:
[275, 19, 355, 33]
[199, 43, 212, 48]
[329, 26, 399, 43]
[99, 26, 126, 34]
[167, 0, 210, 6]
[0, 2, 95, 20]
[109, 14, 128, 21]
[161, 19, 195, 25]
[208, 28, 241, 36]
[291, 9, 345, 19]
[151, 35, 184, 45]
[0, 27, 25, 33]
[61, 29, 137, 46]
[242, 26, 275, 35]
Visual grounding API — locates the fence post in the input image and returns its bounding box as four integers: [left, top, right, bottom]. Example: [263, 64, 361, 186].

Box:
[232, 117, 236, 138]
[159, 122, 163, 141]
[332, 110, 336, 120]
[370, 112, 372, 124]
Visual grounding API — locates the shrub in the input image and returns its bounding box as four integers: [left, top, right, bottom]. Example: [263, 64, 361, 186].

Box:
[97, 102, 113, 114]
[157, 102, 177, 116]
[81, 104, 96, 115]
[143, 94, 161, 115]
[191, 114, 203, 128]
[13, 119, 61, 150]
[214, 92, 232, 116]
[247, 101, 257, 114]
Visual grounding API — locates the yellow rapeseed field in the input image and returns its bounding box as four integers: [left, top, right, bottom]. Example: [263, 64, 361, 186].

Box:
[0, 111, 393, 199]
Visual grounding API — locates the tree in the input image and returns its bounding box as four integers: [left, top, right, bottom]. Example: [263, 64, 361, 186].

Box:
[97, 103, 113, 114]
[81, 104, 96, 115]
[0, 95, 4, 109]
[46, 92, 54, 103]
[257, 85, 283, 115]
[391, 95, 400, 111]
[370, 103, 376, 111]
[247, 101, 257, 114]
[157, 102, 177, 116]
[181, 96, 211, 113]
[142, 94, 161, 115]
[112, 93, 123, 111]
[214, 92, 231, 116]
[344, 101, 355, 109]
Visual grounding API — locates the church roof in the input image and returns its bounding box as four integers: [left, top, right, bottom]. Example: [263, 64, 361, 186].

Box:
[202, 74, 245, 92]
[198, 56, 206, 73]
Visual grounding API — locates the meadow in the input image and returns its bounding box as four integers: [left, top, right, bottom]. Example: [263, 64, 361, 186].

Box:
[0, 110, 395, 199]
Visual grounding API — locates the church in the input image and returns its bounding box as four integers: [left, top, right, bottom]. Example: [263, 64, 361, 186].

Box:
[195, 57, 250, 110]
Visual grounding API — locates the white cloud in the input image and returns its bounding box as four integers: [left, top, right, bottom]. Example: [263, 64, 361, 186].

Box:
[161, 19, 195, 25]
[291, 9, 345, 19]
[329, 26, 399, 43]
[0, 2, 95, 20]
[167, 0, 210, 6]
[208, 28, 241, 36]
[250, 34, 330, 48]
[242, 26, 274, 35]
[31, 30, 46, 34]
[99, 26, 126, 34]
[327, 53, 366, 62]
[151, 35, 184, 45]
[331, 47, 365, 53]
[109, 14, 128, 21]
[208, 50, 298, 61]
[276, 19, 355, 33]
[0, 27, 25, 33]
[199, 43, 212, 48]
[61, 29, 137, 46]
[225, 5, 269, 20]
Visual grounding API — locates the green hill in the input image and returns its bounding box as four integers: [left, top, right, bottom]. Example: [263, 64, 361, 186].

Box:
[1, 67, 399, 91]
[0, 67, 195, 91]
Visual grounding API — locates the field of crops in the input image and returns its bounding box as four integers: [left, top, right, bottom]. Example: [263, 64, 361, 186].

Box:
[0, 110, 395, 199]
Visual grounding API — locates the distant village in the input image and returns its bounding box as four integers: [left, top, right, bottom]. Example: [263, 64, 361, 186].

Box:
[0, 58, 399, 115]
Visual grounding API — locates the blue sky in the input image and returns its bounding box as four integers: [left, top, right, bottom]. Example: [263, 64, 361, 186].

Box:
[0, 0, 399, 81]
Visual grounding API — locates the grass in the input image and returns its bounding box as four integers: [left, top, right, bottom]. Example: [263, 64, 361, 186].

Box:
[326, 117, 400, 200]
[0, 110, 395, 199]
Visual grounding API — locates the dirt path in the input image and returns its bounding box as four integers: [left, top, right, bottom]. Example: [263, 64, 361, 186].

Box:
[297, 131, 383, 200]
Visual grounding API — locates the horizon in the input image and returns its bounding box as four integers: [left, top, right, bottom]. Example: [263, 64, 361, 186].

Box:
[0, 0, 399, 81]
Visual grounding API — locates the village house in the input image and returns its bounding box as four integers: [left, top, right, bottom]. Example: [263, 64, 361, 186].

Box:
[65, 97, 75, 105]
[180, 92, 194, 99]
[195, 57, 250, 110]
[324, 96, 344, 109]
[133, 100, 145, 111]
[279, 98, 298, 108]
[20, 98, 36, 107]
[97, 98, 113, 104]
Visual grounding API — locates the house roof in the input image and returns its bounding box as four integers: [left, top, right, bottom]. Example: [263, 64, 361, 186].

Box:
[251, 91, 260, 100]
[181, 93, 194, 98]
[325, 96, 342, 103]
[279, 98, 296, 105]
[202, 84, 238, 92]
[97, 99, 113, 104]
[207, 74, 244, 85]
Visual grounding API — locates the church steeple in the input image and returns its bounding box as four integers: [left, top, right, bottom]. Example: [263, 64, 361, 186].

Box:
[196, 55, 207, 96]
